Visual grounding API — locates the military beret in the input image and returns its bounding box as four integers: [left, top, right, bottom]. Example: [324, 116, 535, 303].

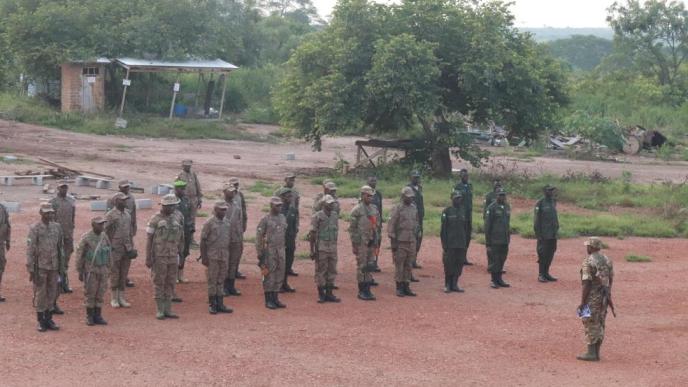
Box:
[173, 180, 187, 188]
[91, 216, 107, 225]
[160, 194, 180, 206]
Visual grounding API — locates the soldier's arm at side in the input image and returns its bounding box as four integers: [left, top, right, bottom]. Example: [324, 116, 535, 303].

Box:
[75, 235, 88, 276]
[440, 210, 448, 251]
[255, 218, 268, 263]
[26, 226, 37, 274]
[240, 192, 247, 232]
[484, 207, 493, 246]
[533, 201, 541, 238]
[131, 205, 138, 236]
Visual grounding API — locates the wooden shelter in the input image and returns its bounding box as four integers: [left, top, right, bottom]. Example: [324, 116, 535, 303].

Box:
[354, 139, 418, 168]
[60, 58, 110, 113]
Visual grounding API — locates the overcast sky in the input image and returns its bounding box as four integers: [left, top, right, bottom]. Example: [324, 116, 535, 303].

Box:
[312, 0, 682, 28]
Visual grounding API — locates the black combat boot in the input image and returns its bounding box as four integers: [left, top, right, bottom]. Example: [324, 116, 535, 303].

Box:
[235, 270, 247, 280]
[86, 307, 95, 326]
[372, 258, 381, 272]
[126, 278, 135, 287]
[412, 261, 422, 269]
[365, 283, 377, 300]
[410, 274, 420, 282]
[93, 307, 108, 325]
[45, 311, 60, 331]
[216, 296, 233, 313]
[443, 275, 452, 293]
[51, 303, 64, 315]
[497, 273, 510, 288]
[62, 273, 73, 293]
[317, 287, 327, 303]
[265, 292, 278, 310]
[403, 282, 417, 297]
[209, 296, 218, 315]
[576, 344, 599, 361]
[538, 262, 547, 282]
[37, 312, 47, 332]
[273, 292, 286, 308]
[369, 277, 379, 287]
[223, 279, 232, 296]
[396, 282, 406, 297]
[325, 285, 341, 303]
[357, 283, 375, 301]
[490, 273, 500, 289]
[544, 263, 558, 281]
[280, 280, 296, 293]
[226, 279, 242, 296]
[451, 275, 464, 293]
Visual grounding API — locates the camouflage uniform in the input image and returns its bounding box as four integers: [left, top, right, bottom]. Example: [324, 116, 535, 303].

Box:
[534, 196, 559, 279]
[348, 201, 378, 284]
[175, 195, 194, 272]
[106, 192, 137, 235]
[580, 252, 614, 345]
[50, 195, 75, 289]
[280, 199, 299, 287]
[0, 203, 10, 298]
[256, 213, 287, 292]
[388, 202, 418, 284]
[146, 211, 184, 315]
[76, 230, 111, 308]
[310, 210, 338, 288]
[407, 183, 424, 257]
[484, 200, 511, 274]
[177, 168, 202, 221]
[105, 207, 134, 292]
[371, 189, 383, 257]
[27, 221, 64, 313]
[200, 216, 230, 298]
[224, 198, 243, 282]
[234, 188, 247, 273]
[313, 192, 340, 214]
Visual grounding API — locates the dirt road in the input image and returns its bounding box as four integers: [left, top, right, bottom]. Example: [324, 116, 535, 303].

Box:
[1, 120, 687, 385]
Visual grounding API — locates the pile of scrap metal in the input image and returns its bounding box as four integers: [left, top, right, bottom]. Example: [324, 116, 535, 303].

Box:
[621, 125, 666, 155]
[549, 135, 584, 150]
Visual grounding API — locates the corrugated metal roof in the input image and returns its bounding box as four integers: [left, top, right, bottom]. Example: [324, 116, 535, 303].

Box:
[115, 58, 238, 71]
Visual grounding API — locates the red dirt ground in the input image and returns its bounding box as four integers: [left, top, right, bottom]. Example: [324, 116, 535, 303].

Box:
[1, 120, 687, 386]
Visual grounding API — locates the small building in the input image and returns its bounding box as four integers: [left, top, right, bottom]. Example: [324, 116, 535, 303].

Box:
[60, 58, 110, 113]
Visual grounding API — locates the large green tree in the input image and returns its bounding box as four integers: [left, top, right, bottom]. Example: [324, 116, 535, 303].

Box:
[547, 35, 614, 71]
[275, 0, 568, 175]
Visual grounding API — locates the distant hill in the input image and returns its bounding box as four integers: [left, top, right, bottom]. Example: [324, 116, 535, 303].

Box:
[519, 27, 614, 42]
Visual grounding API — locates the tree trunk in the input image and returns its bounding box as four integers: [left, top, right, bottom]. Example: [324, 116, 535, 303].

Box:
[430, 146, 452, 177]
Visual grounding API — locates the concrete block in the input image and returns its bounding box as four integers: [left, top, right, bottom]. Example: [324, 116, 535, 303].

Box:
[0, 202, 21, 213]
[151, 184, 173, 195]
[135, 198, 153, 209]
[76, 176, 90, 186]
[90, 200, 108, 212]
[0, 177, 14, 186]
[32, 176, 44, 185]
[95, 180, 111, 189]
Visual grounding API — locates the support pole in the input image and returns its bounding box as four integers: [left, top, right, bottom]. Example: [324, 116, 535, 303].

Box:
[169, 76, 180, 119]
[218, 72, 228, 120]
[193, 72, 202, 112]
[118, 68, 131, 117]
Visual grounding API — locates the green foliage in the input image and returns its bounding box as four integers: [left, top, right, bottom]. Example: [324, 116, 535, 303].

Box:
[546, 35, 614, 71]
[249, 181, 280, 197]
[227, 66, 282, 124]
[625, 254, 652, 262]
[561, 110, 625, 151]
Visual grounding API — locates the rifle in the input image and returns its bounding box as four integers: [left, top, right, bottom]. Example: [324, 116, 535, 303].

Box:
[85, 233, 106, 286]
[602, 286, 617, 318]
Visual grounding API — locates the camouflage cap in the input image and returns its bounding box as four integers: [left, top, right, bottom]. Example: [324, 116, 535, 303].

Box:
[401, 186, 415, 197]
[39, 203, 55, 213]
[544, 184, 556, 191]
[118, 180, 131, 188]
[181, 159, 193, 166]
[56, 181, 69, 188]
[160, 193, 180, 206]
[584, 237, 604, 250]
[214, 201, 229, 210]
[173, 179, 187, 188]
[325, 181, 337, 191]
[91, 216, 107, 225]
[451, 190, 463, 199]
[223, 183, 237, 192]
[113, 192, 129, 200]
[410, 170, 421, 177]
[270, 196, 283, 206]
[361, 185, 375, 195]
[322, 179, 333, 187]
[322, 194, 336, 204]
[277, 187, 292, 196]
[228, 177, 239, 184]
[285, 172, 296, 179]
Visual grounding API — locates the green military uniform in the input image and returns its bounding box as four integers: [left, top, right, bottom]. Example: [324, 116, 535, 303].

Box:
[388, 189, 418, 296]
[200, 206, 232, 314]
[310, 202, 339, 302]
[484, 193, 511, 288]
[370, 188, 383, 266]
[256, 203, 287, 309]
[349, 201, 377, 285]
[75, 222, 111, 325]
[454, 180, 473, 256]
[280, 196, 299, 291]
[176, 160, 202, 222]
[0, 203, 10, 301]
[50, 192, 75, 292]
[406, 183, 424, 257]
[223, 190, 243, 295]
[440, 195, 468, 292]
[534, 195, 559, 281]
[105, 203, 134, 306]
[175, 194, 194, 271]
[483, 190, 498, 218]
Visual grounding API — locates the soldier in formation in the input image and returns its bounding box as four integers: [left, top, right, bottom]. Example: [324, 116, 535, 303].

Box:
[27, 204, 64, 332]
[228, 177, 247, 279]
[577, 237, 614, 362]
[275, 173, 300, 277]
[76, 216, 110, 326]
[105, 192, 135, 308]
[388, 187, 419, 297]
[0, 200, 10, 302]
[534, 184, 559, 282]
[145, 194, 184, 320]
[50, 181, 75, 308]
[107, 180, 137, 288]
[176, 159, 202, 243]
[199, 202, 233, 315]
[313, 181, 339, 214]
[440, 191, 468, 293]
[484, 188, 511, 289]
[454, 169, 474, 266]
[278, 188, 298, 293]
[256, 197, 287, 310]
[308, 194, 340, 303]
[483, 179, 502, 217]
[222, 184, 243, 296]
[348, 186, 378, 301]
[173, 180, 194, 285]
[406, 171, 424, 272]
[368, 176, 383, 273]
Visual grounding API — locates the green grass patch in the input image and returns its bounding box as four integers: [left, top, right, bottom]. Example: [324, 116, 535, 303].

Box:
[296, 252, 312, 260]
[196, 211, 209, 218]
[249, 181, 279, 197]
[625, 254, 652, 262]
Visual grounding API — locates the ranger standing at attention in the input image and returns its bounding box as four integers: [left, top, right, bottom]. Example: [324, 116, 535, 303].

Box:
[228, 177, 247, 280]
[173, 180, 194, 285]
[577, 237, 615, 362]
[256, 197, 287, 310]
[388, 187, 419, 297]
[407, 171, 424, 272]
[199, 202, 233, 315]
[222, 184, 243, 297]
[176, 159, 202, 243]
[348, 186, 378, 301]
[368, 176, 383, 273]
[308, 194, 340, 303]
[50, 181, 75, 297]
[145, 194, 184, 320]
[278, 188, 298, 293]
[106, 180, 137, 288]
[105, 192, 135, 308]
[454, 169, 474, 266]
[484, 188, 511, 289]
[275, 174, 300, 276]
[440, 191, 468, 293]
[483, 180, 503, 217]
[0, 200, 10, 302]
[534, 184, 559, 283]
[27, 203, 64, 332]
[76, 216, 111, 326]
